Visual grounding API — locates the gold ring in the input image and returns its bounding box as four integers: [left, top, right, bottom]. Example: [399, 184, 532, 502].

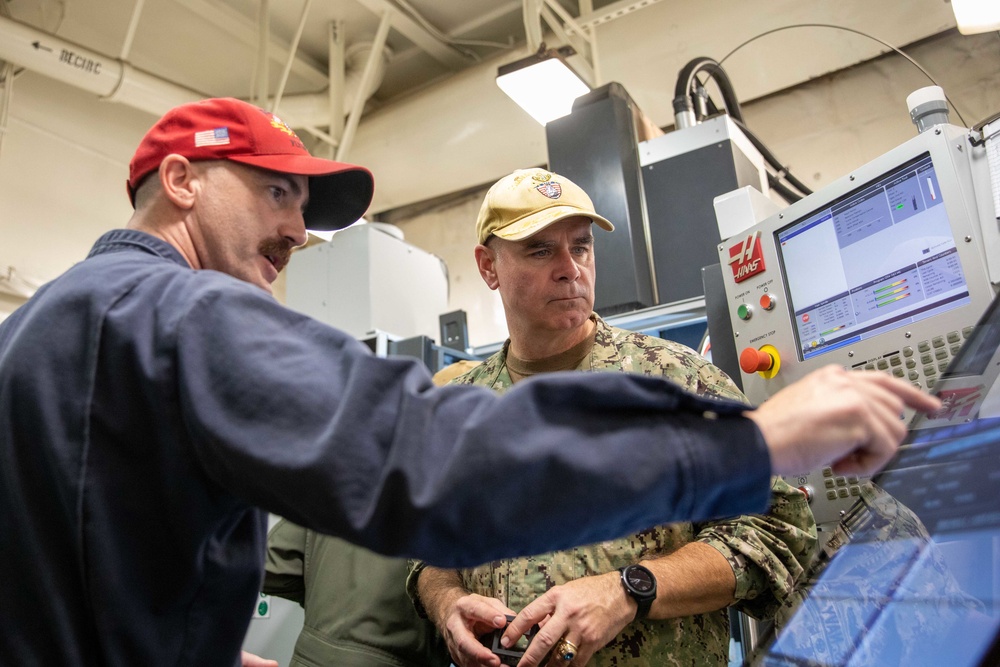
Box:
[553, 638, 579, 662]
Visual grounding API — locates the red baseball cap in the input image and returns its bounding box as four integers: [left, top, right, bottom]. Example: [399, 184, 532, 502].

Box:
[127, 97, 374, 231]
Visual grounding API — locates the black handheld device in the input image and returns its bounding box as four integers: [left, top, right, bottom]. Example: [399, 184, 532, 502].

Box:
[480, 614, 541, 666]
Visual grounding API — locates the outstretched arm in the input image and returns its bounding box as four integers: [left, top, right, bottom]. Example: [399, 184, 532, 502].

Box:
[749, 366, 940, 476]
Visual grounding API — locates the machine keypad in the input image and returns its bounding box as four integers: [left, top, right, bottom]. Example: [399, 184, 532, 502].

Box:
[818, 467, 864, 504]
[910, 331, 959, 386]
[847, 331, 967, 390]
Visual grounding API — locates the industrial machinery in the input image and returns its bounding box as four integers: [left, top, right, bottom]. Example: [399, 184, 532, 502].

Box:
[751, 289, 1000, 666]
[713, 93, 1000, 527]
[546, 81, 769, 319]
[545, 62, 1000, 662]
[286, 223, 450, 344]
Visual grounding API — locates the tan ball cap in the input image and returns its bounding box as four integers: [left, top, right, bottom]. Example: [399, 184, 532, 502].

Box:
[476, 168, 614, 245]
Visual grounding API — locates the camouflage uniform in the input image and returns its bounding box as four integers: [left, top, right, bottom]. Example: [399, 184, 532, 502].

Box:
[410, 315, 817, 666]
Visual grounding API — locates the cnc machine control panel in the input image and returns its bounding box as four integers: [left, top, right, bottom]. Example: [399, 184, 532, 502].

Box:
[717, 124, 998, 525]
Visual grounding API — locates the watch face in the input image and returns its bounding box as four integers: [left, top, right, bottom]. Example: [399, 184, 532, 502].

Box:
[626, 567, 655, 593]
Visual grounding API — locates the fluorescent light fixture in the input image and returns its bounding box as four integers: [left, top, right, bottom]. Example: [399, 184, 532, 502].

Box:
[496, 46, 590, 125]
[951, 0, 1000, 34]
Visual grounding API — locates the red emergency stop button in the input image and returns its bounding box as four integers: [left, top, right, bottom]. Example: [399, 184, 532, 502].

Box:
[759, 293, 776, 311]
[740, 347, 774, 374]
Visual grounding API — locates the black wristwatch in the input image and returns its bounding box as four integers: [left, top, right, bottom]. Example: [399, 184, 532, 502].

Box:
[619, 564, 657, 621]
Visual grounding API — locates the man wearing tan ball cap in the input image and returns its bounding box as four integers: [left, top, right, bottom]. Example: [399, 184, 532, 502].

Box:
[475, 168, 614, 243]
[410, 167, 933, 667]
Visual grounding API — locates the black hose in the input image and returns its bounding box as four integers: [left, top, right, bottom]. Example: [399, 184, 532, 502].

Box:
[731, 117, 814, 197]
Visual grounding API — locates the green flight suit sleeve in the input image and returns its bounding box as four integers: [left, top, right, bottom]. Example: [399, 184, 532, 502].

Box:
[262, 517, 308, 605]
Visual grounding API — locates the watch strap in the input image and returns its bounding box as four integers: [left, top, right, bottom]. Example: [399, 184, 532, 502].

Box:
[619, 565, 656, 621]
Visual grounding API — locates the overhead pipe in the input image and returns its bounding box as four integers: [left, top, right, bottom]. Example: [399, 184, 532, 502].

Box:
[0, 14, 200, 116]
[328, 19, 346, 146]
[253, 0, 269, 106]
[337, 11, 393, 161]
[0, 14, 388, 130]
[276, 42, 390, 125]
[118, 0, 147, 61]
[271, 0, 314, 113]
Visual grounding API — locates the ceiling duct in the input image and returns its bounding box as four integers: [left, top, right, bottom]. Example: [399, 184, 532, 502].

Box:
[274, 42, 392, 126]
[0, 14, 388, 129]
[0, 14, 200, 116]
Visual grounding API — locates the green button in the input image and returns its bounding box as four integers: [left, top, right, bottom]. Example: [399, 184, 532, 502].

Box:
[737, 304, 752, 321]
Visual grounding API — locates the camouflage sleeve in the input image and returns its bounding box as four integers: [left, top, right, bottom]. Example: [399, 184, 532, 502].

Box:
[694, 477, 818, 620]
[616, 328, 747, 405]
[620, 330, 817, 618]
[693, 359, 748, 403]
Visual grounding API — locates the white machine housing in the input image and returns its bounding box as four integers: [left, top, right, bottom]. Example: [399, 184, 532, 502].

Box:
[285, 223, 449, 341]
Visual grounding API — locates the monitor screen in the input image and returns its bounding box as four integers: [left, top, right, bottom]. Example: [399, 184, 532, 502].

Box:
[775, 152, 972, 361]
[751, 293, 1000, 667]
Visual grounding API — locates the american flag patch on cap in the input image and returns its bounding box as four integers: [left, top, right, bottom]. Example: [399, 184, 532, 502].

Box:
[194, 127, 230, 147]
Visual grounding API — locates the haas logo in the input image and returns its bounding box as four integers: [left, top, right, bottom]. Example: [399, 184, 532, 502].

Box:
[930, 386, 984, 421]
[728, 231, 766, 283]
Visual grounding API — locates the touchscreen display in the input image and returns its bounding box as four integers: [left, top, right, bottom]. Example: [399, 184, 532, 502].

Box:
[776, 153, 971, 361]
[751, 294, 1000, 667]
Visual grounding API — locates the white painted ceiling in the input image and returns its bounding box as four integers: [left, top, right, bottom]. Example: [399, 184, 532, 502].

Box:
[5, 0, 961, 121]
[0, 0, 967, 214]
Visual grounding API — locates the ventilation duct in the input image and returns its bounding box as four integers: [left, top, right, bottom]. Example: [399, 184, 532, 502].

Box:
[273, 42, 391, 124]
[0, 14, 388, 127]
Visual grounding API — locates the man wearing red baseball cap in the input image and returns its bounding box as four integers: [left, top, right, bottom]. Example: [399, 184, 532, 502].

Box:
[125, 97, 373, 293]
[0, 98, 938, 666]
